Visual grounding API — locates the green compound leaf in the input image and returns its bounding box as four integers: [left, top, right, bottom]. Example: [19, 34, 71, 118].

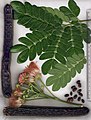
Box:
[59, 6, 78, 21]
[42, 59, 53, 75]
[17, 48, 29, 63]
[29, 45, 36, 61]
[42, 59, 58, 75]
[10, 44, 27, 53]
[13, 11, 23, 20]
[68, 0, 80, 16]
[42, 7, 69, 22]
[81, 24, 91, 43]
[59, 0, 80, 22]
[11, 0, 91, 90]
[14, 1, 62, 32]
[46, 54, 86, 91]
[19, 37, 33, 46]
[11, 1, 26, 14]
[11, 0, 86, 72]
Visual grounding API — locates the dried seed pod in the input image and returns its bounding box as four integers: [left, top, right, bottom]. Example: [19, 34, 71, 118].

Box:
[70, 91, 73, 96]
[1, 4, 13, 98]
[81, 99, 85, 103]
[64, 94, 69, 97]
[73, 94, 77, 99]
[67, 97, 73, 102]
[78, 97, 81, 101]
[3, 106, 89, 116]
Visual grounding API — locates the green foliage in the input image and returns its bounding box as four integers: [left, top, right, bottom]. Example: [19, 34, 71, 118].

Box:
[10, 44, 27, 53]
[11, 1, 26, 14]
[11, 0, 91, 91]
[68, 0, 80, 16]
[17, 48, 29, 63]
[46, 54, 86, 91]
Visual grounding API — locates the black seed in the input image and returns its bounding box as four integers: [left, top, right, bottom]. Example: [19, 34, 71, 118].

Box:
[77, 89, 82, 93]
[71, 86, 77, 92]
[70, 91, 73, 96]
[71, 85, 76, 89]
[73, 87, 77, 92]
[64, 94, 69, 97]
[78, 92, 83, 97]
[67, 97, 73, 102]
[76, 80, 80, 84]
[73, 94, 77, 99]
[78, 97, 81, 101]
[81, 99, 85, 103]
[78, 83, 81, 88]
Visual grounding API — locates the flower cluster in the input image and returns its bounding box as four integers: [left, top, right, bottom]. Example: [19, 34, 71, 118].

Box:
[9, 62, 84, 108]
[9, 62, 41, 107]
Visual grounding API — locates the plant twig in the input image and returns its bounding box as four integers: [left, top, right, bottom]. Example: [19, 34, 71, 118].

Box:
[79, 19, 91, 22]
[39, 79, 83, 107]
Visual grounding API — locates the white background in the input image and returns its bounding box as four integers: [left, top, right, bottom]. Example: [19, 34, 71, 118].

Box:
[0, 0, 91, 120]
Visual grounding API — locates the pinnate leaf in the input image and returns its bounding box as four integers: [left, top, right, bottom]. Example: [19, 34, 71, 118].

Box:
[10, 44, 27, 53]
[19, 37, 33, 46]
[11, 1, 25, 14]
[68, 0, 80, 16]
[42, 59, 53, 75]
[59, 6, 78, 21]
[46, 54, 86, 91]
[11, 0, 90, 90]
[29, 46, 36, 61]
[17, 48, 29, 63]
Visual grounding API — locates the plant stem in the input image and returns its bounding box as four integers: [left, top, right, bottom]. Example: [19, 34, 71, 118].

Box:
[39, 79, 83, 107]
[39, 79, 55, 97]
[63, 19, 91, 27]
[79, 19, 91, 22]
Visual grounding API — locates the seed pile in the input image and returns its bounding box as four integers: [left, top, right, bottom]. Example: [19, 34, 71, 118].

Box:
[64, 80, 85, 104]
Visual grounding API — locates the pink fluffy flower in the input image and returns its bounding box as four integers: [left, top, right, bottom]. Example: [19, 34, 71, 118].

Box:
[18, 72, 30, 85]
[18, 62, 41, 85]
[14, 87, 23, 97]
[9, 94, 24, 107]
[24, 62, 40, 77]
